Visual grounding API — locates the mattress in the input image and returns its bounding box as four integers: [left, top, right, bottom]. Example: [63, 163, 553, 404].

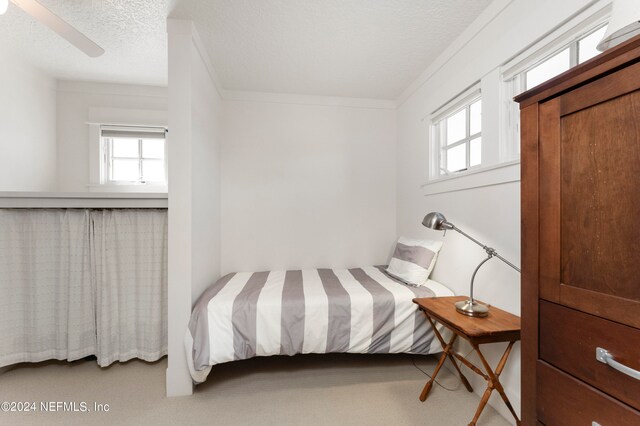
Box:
[185, 266, 453, 383]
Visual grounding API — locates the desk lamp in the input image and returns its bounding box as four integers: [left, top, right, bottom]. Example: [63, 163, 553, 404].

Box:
[422, 212, 520, 317]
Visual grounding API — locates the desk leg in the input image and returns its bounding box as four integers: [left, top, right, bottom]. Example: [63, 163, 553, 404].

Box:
[426, 315, 474, 393]
[469, 384, 493, 426]
[419, 333, 457, 402]
[470, 342, 521, 426]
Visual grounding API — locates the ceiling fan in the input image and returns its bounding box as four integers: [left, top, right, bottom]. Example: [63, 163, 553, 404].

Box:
[0, 0, 104, 57]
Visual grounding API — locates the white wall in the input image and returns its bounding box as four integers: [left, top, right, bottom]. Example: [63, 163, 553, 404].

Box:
[395, 0, 605, 422]
[0, 50, 57, 191]
[190, 50, 223, 306]
[166, 20, 223, 397]
[220, 97, 396, 275]
[56, 81, 167, 192]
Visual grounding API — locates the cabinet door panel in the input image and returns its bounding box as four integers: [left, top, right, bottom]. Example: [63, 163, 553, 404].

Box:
[560, 90, 640, 302]
[539, 79, 640, 327]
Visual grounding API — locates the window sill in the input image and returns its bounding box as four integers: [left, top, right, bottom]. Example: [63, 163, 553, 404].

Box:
[0, 192, 168, 208]
[422, 159, 520, 196]
[87, 184, 168, 193]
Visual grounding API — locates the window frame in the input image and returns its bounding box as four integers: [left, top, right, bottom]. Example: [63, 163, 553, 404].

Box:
[422, 2, 611, 196]
[500, 8, 610, 162]
[510, 21, 609, 95]
[100, 125, 167, 186]
[430, 85, 482, 180]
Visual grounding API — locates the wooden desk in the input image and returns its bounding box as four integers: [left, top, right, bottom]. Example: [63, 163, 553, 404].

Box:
[413, 296, 521, 426]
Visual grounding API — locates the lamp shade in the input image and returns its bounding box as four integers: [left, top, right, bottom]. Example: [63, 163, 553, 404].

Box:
[597, 0, 640, 51]
[0, 0, 8, 15]
[422, 212, 454, 231]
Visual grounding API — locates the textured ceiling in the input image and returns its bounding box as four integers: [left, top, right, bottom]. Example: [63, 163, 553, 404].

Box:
[0, 0, 169, 86]
[0, 0, 492, 98]
[171, 0, 493, 99]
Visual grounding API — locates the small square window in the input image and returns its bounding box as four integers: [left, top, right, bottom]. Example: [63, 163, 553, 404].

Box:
[101, 126, 167, 185]
[431, 89, 482, 178]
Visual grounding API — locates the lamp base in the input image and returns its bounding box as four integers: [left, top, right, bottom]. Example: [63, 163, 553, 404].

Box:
[455, 299, 489, 317]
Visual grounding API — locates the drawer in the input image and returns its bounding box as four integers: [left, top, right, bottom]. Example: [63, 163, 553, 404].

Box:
[537, 361, 640, 425]
[539, 301, 640, 410]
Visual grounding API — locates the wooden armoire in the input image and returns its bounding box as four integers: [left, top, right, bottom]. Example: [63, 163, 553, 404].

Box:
[516, 35, 640, 425]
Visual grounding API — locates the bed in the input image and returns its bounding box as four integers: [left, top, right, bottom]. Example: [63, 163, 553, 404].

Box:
[185, 265, 453, 383]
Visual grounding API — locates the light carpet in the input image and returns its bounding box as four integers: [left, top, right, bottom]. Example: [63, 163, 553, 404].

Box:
[0, 353, 510, 425]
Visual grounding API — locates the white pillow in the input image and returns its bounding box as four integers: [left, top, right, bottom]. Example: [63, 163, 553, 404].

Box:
[386, 237, 443, 286]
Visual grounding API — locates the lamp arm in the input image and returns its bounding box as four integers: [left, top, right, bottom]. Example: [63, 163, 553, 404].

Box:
[451, 226, 521, 273]
[469, 254, 494, 303]
[493, 253, 521, 273]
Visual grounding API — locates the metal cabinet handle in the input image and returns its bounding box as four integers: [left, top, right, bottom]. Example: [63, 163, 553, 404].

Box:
[596, 347, 640, 380]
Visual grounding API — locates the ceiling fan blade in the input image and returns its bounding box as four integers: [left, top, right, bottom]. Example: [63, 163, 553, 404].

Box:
[11, 0, 104, 57]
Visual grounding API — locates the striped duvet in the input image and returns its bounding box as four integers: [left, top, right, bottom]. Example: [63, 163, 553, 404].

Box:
[185, 266, 453, 383]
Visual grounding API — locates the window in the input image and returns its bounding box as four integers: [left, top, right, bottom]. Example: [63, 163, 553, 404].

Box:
[501, 18, 609, 161]
[512, 23, 608, 94]
[431, 88, 482, 178]
[423, 3, 610, 194]
[100, 126, 167, 185]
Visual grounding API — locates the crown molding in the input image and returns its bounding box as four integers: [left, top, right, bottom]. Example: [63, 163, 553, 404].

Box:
[56, 80, 167, 98]
[221, 90, 396, 109]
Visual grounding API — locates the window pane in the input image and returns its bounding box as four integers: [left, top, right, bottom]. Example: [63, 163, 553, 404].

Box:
[446, 144, 466, 173]
[470, 137, 482, 167]
[142, 139, 165, 159]
[112, 159, 140, 181]
[446, 108, 467, 145]
[111, 138, 139, 158]
[142, 160, 165, 182]
[470, 99, 481, 135]
[525, 48, 570, 90]
[579, 26, 607, 64]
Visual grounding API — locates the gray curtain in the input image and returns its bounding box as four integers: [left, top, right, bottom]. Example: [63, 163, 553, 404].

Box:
[91, 209, 168, 366]
[0, 209, 95, 366]
[0, 208, 167, 368]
